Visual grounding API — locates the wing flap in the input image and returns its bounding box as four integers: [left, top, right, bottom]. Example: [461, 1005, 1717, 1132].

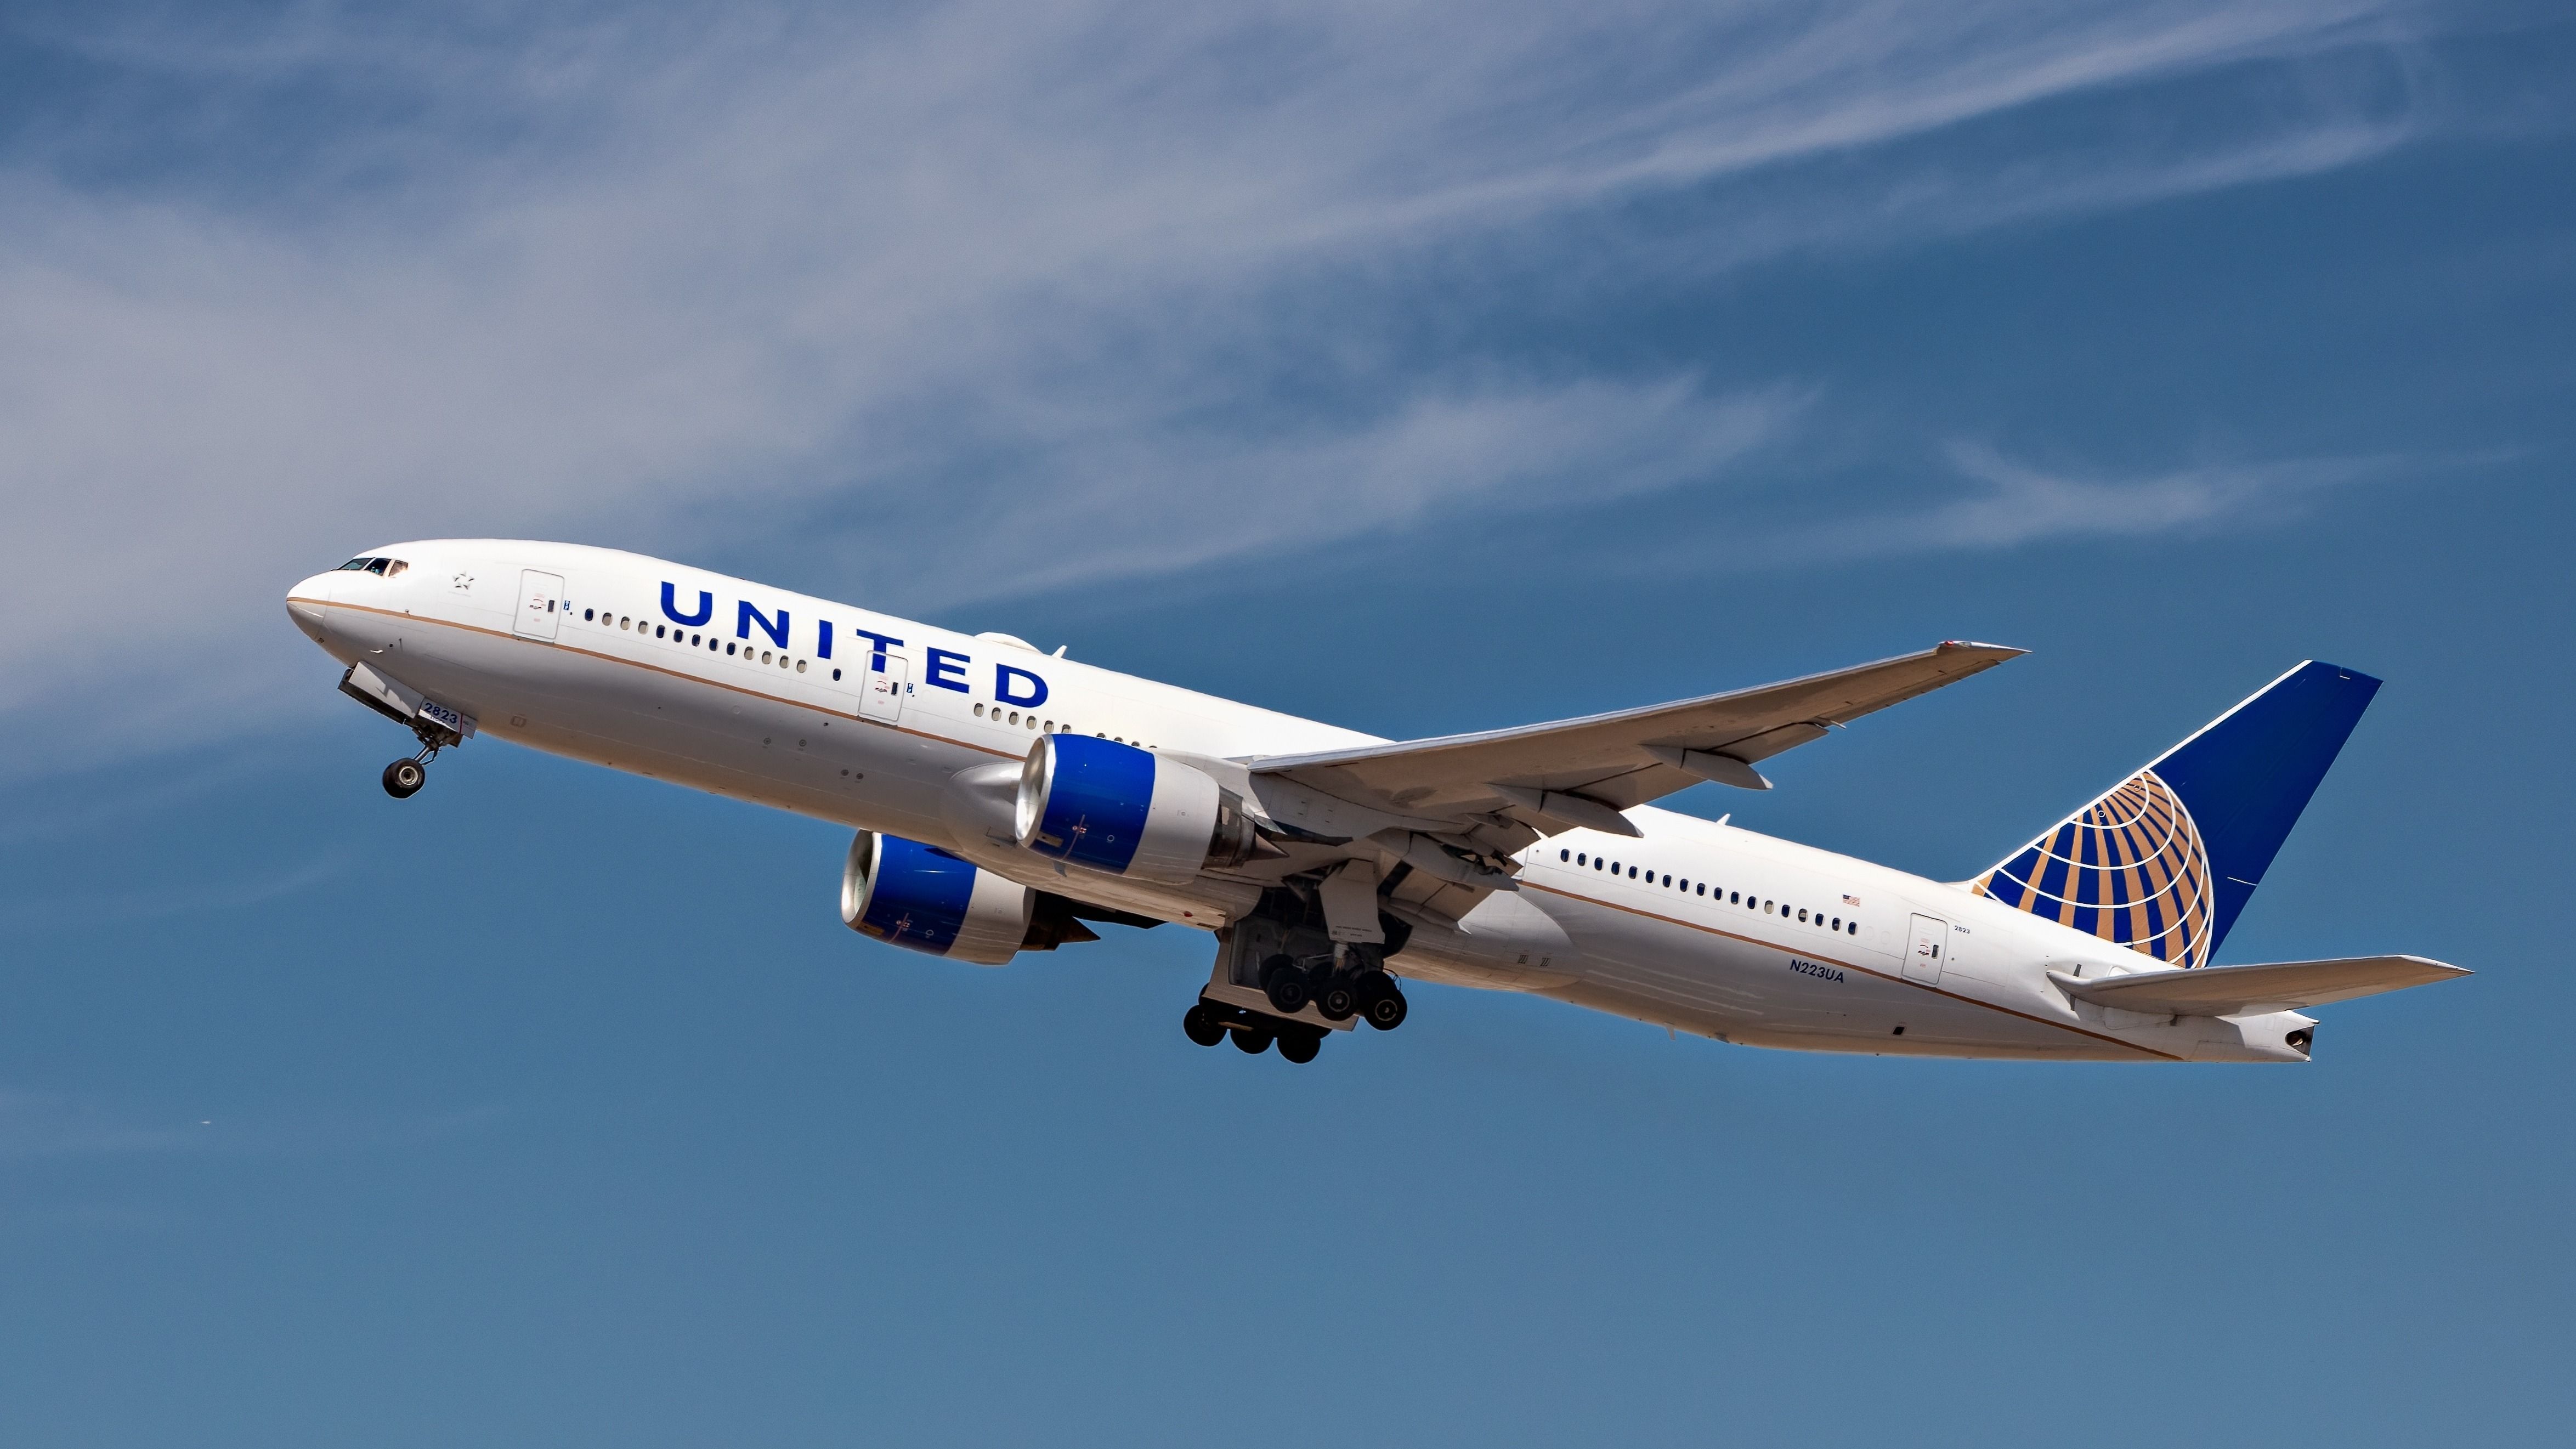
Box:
[2053, 955, 2467, 1016]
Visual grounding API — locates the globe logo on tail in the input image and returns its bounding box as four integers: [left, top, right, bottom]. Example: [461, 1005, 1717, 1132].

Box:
[1972, 769, 2215, 971]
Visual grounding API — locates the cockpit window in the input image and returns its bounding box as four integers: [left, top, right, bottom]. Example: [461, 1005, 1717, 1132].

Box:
[336, 557, 409, 576]
[364, 558, 388, 575]
[339, 557, 373, 571]
[382, 559, 407, 576]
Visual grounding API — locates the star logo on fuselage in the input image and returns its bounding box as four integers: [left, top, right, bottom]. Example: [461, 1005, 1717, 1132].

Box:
[452, 571, 474, 592]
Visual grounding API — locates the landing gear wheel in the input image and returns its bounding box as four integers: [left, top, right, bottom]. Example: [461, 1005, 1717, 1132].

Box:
[1231, 1026, 1273, 1056]
[1311, 971, 1358, 1022]
[1277, 1031, 1322, 1065]
[1260, 956, 1310, 1015]
[1182, 1004, 1228, 1048]
[382, 759, 426, 799]
[1356, 970, 1408, 1031]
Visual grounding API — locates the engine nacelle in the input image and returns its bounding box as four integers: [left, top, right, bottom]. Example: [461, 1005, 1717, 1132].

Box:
[1013, 735, 1262, 884]
[839, 830, 1033, 965]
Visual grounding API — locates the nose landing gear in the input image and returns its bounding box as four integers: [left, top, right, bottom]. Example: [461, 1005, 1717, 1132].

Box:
[380, 726, 451, 800]
[382, 755, 429, 799]
[337, 664, 472, 801]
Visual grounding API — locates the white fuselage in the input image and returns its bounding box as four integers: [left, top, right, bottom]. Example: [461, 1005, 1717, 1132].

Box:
[287, 540, 2311, 1063]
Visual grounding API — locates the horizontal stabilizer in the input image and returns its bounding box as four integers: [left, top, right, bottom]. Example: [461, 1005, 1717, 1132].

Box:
[2051, 955, 2466, 1017]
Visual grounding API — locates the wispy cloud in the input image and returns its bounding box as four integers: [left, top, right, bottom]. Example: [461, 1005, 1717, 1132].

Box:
[0, 853, 346, 930]
[1645, 439, 2490, 575]
[0, 1087, 504, 1161]
[1893, 440, 2415, 550]
[0, 0, 2458, 760]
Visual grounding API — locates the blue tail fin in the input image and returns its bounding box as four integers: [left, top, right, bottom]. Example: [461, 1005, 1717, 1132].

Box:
[1970, 661, 2380, 968]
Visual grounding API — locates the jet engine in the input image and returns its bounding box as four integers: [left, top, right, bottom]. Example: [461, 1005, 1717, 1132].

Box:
[840, 831, 1033, 965]
[1013, 735, 1264, 884]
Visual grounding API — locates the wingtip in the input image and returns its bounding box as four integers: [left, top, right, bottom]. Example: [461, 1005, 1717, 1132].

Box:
[1937, 639, 2029, 659]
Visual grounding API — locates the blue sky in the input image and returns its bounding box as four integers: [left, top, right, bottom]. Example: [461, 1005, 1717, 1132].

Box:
[1, 2, 2570, 1444]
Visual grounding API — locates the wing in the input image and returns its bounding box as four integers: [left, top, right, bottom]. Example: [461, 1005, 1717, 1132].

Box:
[1245, 641, 2025, 833]
[2052, 955, 2468, 1017]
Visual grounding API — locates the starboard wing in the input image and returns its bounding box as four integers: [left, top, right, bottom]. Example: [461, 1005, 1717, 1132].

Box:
[1242, 641, 2024, 833]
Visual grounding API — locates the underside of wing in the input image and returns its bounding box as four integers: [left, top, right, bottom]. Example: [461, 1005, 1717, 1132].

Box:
[1243, 641, 2024, 830]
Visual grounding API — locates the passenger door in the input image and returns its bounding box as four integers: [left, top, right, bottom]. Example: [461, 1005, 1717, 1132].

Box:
[514, 569, 565, 642]
[1905, 914, 1949, 984]
[860, 650, 909, 723]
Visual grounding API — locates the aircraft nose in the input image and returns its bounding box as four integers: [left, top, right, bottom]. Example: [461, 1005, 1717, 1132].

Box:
[286, 575, 333, 641]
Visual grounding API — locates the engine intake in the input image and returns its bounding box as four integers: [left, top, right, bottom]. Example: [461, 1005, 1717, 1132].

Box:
[840, 831, 1033, 965]
[1013, 735, 1262, 884]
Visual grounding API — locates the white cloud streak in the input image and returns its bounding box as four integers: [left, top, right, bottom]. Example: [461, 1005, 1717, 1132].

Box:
[1715, 440, 2454, 570]
[0, 1086, 503, 1161]
[0, 0, 2442, 757]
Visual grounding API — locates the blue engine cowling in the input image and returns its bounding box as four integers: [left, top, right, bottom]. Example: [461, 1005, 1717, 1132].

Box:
[840, 831, 1033, 965]
[1012, 735, 1261, 884]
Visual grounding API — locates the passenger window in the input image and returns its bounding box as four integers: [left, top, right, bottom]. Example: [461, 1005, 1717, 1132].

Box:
[1662, 874, 1672, 887]
[726, 642, 736, 655]
[584, 609, 595, 621]
[655, 625, 666, 638]
[1848, 921, 1858, 935]
[832, 668, 843, 681]
[620, 617, 631, 630]
[1593, 857, 1603, 871]
[1560, 850, 1571, 862]
[975, 704, 986, 717]
[796, 660, 807, 673]
[1696, 884, 1706, 896]
[1797, 908, 1807, 922]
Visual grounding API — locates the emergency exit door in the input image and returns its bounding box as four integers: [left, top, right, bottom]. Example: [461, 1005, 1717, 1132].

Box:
[860, 652, 908, 722]
[1905, 914, 1949, 984]
[514, 569, 565, 642]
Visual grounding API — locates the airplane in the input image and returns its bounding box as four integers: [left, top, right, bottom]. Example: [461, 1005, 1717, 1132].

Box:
[285, 541, 2465, 1065]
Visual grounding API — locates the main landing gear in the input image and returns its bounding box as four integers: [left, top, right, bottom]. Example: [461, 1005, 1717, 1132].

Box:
[1184, 955, 1409, 1066]
[1184, 1000, 1333, 1064]
[1261, 953, 1407, 1032]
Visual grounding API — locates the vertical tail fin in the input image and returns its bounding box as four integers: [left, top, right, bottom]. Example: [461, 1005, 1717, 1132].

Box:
[1969, 661, 2381, 968]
